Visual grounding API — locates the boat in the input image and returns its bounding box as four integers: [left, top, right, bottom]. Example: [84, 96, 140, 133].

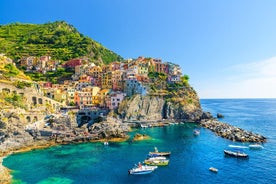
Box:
[147, 156, 167, 160]
[104, 141, 109, 146]
[144, 159, 169, 166]
[249, 144, 264, 149]
[149, 147, 171, 157]
[228, 145, 248, 149]
[209, 167, 218, 173]
[193, 129, 200, 136]
[224, 150, 248, 158]
[128, 163, 158, 175]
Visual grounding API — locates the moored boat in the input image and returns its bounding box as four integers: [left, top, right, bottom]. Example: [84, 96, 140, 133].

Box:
[249, 144, 264, 149]
[128, 163, 158, 175]
[193, 129, 200, 136]
[144, 159, 169, 166]
[224, 150, 248, 158]
[228, 145, 248, 149]
[147, 156, 167, 160]
[209, 167, 218, 173]
[149, 147, 171, 157]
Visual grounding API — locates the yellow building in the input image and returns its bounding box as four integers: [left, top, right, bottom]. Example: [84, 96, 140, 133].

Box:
[88, 66, 102, 78]
[101, 71, 112, 89]
[96, 89, 111, 107]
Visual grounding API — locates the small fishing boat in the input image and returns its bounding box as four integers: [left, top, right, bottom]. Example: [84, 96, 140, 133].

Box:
[224, 150, 248, 158]
[209, 167, 218, 173]
[104, 142, 109, 146]
[144, 159, 169, 166]
[193, 129, 200, 136]
[128, 163, 158, 175]
[149, 147, 171, 157]
[249, 144, 264, 149]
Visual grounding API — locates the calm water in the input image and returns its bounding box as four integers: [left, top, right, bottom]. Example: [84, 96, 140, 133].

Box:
[3, 99, 276, 184]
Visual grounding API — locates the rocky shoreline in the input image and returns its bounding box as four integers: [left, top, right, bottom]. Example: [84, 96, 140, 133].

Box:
[200, 118, 267, 142]
[0, 114, 268, 183]
[0, 157, 11, 184]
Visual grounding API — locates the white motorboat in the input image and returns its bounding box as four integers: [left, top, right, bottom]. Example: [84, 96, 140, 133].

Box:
[209, 167, 218, 173]
[228, 145, 248, 149]
[249, 144, 264, 149]
[128, 164, 158, 175]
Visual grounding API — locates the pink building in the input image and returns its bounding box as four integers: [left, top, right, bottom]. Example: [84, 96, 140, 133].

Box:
[63, 59, 82, 69]
[111, 61, 121, 71]
[155, 62, 169, 74]
[106, 92, 126, 110]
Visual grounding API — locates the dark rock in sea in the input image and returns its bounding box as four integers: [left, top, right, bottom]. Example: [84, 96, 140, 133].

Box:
[201, 112, 213, 120]
[217, 113, 224, 118]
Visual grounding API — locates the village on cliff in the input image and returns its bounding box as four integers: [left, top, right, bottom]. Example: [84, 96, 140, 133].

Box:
[18, 55, 183, 111]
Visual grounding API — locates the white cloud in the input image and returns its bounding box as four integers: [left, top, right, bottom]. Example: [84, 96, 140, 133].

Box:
[198, 57, 276, 98]
[231, 57, 276, 78]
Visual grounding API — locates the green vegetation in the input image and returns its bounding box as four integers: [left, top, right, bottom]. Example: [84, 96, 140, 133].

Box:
[25, 68, 74, 83]
[0, 56, 30, 80]
[3, 63, 19, 77]
[14, 81, 32, 89]
[0, 21, 123, 64]
[148, 72, 190, 95]
[3, 93, 27, 109]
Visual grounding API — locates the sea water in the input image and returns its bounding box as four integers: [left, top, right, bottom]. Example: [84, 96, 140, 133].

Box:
[3, 99, 276, 184]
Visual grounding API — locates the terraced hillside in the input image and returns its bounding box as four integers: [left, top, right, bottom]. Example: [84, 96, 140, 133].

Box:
[0, 21, 123, 64]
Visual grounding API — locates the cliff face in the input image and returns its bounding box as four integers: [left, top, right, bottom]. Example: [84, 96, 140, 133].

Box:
[118, 86, 203, 122]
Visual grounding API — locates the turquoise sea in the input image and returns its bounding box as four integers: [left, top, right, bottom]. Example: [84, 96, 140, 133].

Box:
[3, 99, 276, 184]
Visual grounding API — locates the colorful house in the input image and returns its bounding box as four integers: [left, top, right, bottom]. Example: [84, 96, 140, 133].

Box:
[167, 62, 182, 76]
[101, 71, 112, 89]
[66, 87, 76, 105]
[155, 61, 169, 74]
[112, 70, 124, 91]
[107, 92, 126, 110]
[96, 89, 111, 107]
[63, 58, 83, 69]
[79, 74, 92, 83]
[75, 65, 88, 75]
[124, 78, 147, 96]
[74, 91, 93, 109]
[88, 66, 102, 78]
[110, 61, 121, 71]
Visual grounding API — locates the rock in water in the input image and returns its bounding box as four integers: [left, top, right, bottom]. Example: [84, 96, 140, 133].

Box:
[217, 113, 224, 118]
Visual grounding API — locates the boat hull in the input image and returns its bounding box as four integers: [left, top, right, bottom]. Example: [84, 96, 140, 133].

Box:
[249, 144, 263, 149]
[148, 152, 171, 156]
[224, 150, 248, 158]
[209, 167, 218, 173]
[129, 170, 154, 175]
[128, 165, 158, 175]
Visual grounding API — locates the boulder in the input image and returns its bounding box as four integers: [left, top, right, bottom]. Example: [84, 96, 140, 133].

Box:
[201, 112, 213, 120]
[217, 113, 224, 118]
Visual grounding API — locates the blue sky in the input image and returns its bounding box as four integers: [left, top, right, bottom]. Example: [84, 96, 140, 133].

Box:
[1, 0, 276, 98]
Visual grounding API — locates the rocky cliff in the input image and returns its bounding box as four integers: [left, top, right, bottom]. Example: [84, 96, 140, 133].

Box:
[118, 86, 203, 122]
